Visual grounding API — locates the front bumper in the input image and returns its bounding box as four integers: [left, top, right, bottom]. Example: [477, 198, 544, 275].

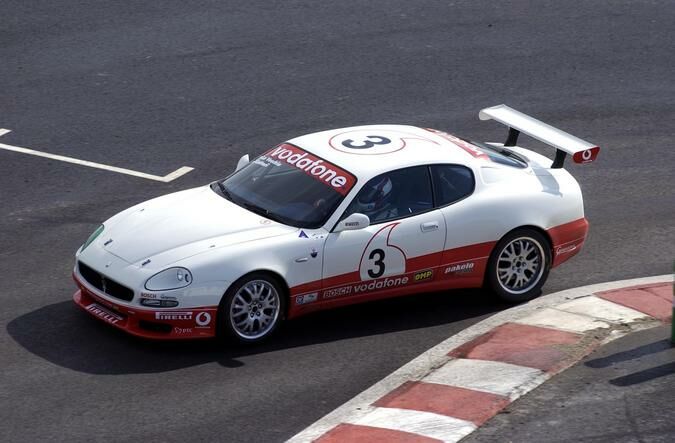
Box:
[73, 274, 218, 340]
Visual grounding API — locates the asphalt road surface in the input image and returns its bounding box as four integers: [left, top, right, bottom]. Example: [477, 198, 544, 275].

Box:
[1, 1, 673, 442]
[463, 325, 675, 443]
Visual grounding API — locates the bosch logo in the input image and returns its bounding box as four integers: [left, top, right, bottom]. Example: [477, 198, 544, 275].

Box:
[582, 149, 592, 161]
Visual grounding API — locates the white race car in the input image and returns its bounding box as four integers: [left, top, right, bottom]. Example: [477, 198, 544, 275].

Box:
[73, 105, 599, 343]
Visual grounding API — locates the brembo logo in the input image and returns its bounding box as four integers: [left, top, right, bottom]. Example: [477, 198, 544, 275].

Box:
[266, 144, 356, 195]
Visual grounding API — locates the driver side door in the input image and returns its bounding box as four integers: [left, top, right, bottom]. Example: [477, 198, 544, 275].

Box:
[321, 166, 447, 304]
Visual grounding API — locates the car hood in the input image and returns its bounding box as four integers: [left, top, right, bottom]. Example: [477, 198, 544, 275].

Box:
[100, 186, 295, 265]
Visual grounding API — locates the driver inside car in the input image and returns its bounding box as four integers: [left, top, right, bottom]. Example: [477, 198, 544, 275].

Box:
[346, 175, 398, 223]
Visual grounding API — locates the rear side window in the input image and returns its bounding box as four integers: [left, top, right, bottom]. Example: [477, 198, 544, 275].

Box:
[470, 141, 528, 168]
[431, 164, 475, 207]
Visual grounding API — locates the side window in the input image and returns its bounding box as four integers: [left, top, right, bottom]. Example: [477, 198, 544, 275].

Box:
[343, 166, 433, 224]
[431, 164, 475, 207]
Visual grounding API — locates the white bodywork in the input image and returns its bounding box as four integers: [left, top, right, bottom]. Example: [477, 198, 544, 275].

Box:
[73, 105, 595, 338]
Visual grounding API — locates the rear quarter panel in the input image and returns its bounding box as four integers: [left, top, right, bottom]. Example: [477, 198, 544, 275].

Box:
[438, 162, 586, 281]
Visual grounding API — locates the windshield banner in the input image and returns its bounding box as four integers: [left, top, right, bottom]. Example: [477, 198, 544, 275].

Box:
[262, 144, 356, 195]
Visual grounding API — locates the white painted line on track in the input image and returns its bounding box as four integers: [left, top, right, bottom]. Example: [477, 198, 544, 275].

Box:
[0, 128, 194, 182]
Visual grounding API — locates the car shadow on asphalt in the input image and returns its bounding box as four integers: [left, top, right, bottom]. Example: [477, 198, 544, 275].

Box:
[585, 339, 672, 369]
[584, 336, 675, 387]
[609, 362, 675, 386]
[6, 288, 508, 375]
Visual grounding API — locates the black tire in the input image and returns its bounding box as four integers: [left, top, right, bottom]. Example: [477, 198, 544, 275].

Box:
[485, 228, 552, 303]
[217, 272, 286, 344]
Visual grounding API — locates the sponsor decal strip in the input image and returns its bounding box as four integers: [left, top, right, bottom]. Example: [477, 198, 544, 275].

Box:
[264, 144, 356, 195]
[155, 311, 193, 321]
[572, 146, 600, 164]
[292, 218, 588, 301]
[296, 292, 319, 306]
[85, 303, 124, 325]
[316, 259, 482, 301]
[425, 129, 490, 160]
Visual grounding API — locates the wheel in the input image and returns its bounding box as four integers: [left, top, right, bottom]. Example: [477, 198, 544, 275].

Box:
[218, 272, 286, 344]
[486, 228, 551, 303]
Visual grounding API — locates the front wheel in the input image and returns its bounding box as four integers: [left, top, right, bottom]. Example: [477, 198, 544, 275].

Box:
[218, 273, 286, 344]
[486, 228, 551, 303]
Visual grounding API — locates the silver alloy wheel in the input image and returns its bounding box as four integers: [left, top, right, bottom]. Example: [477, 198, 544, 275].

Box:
[496, 236, 546, 295]
[230, 279, 280, 340]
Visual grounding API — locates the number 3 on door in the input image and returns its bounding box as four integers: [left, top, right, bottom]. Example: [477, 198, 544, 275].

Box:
[359, 224, 406, 281]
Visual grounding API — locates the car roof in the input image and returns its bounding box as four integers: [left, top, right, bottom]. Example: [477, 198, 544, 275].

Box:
[287, 124, 480, 180]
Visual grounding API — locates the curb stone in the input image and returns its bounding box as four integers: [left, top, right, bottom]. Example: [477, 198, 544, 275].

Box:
[288, 274, 673, 443]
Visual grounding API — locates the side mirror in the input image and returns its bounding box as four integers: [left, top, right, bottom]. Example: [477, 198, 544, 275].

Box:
[334, 213, 370, 233]
[236, 154, 250, 172]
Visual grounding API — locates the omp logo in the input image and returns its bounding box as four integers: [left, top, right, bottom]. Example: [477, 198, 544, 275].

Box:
[413, 269, 433, 282]
[266, 144, 356, 195]
[155, 311, 193, 321]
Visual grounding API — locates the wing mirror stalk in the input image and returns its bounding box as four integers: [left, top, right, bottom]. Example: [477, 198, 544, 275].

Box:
[236, 154, 250, 172]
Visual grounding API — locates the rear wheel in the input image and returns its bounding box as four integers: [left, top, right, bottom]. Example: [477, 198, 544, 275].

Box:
[486, 228, 551, 303]
[218, 273, 286, 344]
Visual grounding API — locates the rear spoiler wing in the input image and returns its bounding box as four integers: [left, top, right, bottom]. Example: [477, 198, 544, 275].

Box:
[479, 104, 599, 169]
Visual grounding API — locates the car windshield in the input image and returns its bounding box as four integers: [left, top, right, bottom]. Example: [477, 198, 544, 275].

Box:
[214, 144, 357, 228]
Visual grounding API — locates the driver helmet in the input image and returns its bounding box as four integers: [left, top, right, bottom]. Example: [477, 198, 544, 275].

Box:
[356, 175, 393, 213]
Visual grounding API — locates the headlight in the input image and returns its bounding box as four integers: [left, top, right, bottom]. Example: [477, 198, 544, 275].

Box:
[81, 224, 104, 252]
[145, 267, 193, 291]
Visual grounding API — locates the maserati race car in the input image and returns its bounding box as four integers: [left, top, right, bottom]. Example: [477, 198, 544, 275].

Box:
[73, 105, 600, 343]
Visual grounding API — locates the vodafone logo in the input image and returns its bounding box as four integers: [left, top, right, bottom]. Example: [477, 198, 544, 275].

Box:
[426, 129, 489, 160]
[266, 144, 356, 195]
[195, 312, 211, 327]
[572, 146, 599, 164]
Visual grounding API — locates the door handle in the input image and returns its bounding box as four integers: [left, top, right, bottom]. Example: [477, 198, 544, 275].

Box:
[421, 221, 439, 233]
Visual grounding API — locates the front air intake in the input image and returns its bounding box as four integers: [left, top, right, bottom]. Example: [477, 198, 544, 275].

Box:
[78, 261, 134, 302]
